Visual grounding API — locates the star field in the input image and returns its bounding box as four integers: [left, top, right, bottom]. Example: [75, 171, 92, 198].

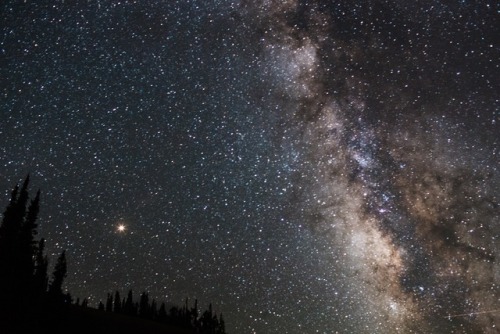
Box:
[1, 1, 499, 333]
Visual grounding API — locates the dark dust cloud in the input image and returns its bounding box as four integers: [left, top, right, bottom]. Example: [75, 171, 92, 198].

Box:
[1, 1, 498, 333]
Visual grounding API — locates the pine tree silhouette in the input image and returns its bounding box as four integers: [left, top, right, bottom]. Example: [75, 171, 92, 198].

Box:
[94, 289, 229, 333]
[123, 289, 136, 315]
[0, 176, 75, 334]
[48, 250, 67, 303]
[0, 176, 44, 311]
[158, 302, 167, 321]
[217, 313, 226, 334]
[139, 291, 150, 318]
[200, 303, 216, 334]
[19, 189, 40, 295]
[191, 298, 199, 328]
[151, 298, 158, 320]
[114, 290, 122, 313]
[33, 238, 49, 299]
[0, 180, 24, 305]
[106, 292, 113, 312]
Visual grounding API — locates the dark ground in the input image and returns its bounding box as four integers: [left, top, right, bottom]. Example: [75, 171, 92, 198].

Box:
[3, 304, 194, 334]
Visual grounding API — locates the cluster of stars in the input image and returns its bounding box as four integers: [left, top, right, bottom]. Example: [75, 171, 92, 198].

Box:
[1, 1, 498, 333]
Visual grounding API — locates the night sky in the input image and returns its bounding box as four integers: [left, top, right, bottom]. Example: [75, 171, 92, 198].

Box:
[1, 1, 499, 333]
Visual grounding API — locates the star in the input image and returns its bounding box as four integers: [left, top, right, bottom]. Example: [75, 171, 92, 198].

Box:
[117, 224, 126, 233]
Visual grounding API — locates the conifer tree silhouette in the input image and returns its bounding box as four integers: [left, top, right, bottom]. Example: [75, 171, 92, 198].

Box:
[48, 250, 67, 302]
[139, 291, 150, 318]
[200, 303, 216, 334]
[106, 292, 113, 312]
[158, 302, 167, 321]
[19, 189, 40, 293]
[114, 290, 122, 313]
[123, 289, 135, 315]
[191, 298, 199, 328]
[0, 176, 44, 311]
[33, 238, 49, 299]
[94, 288, 229, 333]
[151, 298, 158, 319]
[217, 313, 226, 334]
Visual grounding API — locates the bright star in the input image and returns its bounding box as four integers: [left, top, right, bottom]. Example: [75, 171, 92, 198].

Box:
[117, 224, 126, 232]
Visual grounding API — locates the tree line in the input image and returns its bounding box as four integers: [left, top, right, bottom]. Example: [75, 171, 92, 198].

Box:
[0, 176, 226, 333]
[83, 290, 225, 333]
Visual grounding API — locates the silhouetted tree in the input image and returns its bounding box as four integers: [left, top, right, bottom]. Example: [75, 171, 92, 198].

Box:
[33, 238, 49, 298]
[216, 313, 226, 334]
[151, 299, 158, 319]
[139, 291, 150, 318]
[199, 303, 225, 334]
[169, 305, 182, 327]
[48, 250, 67, 302]
[64, 292, 72, 304]
[114, 291, 122, 313]
[158, 302, 167, 321]
[18, 189, 40, 289]
[200, 309, 211, 333]
[134, 301, 139, 315]
[123, 289, 136, 316]
[0, 177, 33, 308]
[106, 293, 113, 312]
[95, 289, 229, 334]
[0, 178, 29, 245]
[184, 297, 191, 327]
[76, 298, 85, 307]
[98, 301, 104, 311]
[191, 299, 199, 328]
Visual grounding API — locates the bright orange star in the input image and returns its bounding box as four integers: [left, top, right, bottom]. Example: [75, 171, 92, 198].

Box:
[117, 224, 126, 232]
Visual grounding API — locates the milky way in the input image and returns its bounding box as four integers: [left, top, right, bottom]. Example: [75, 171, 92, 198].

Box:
[1, 1, 499, 333]
[245, 1, 499, 332]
